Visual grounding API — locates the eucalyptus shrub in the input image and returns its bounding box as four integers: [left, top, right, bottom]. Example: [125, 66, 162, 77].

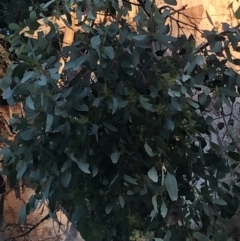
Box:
[1, 0, 240, 240]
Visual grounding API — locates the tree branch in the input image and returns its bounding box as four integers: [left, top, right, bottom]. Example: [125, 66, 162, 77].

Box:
[3, 213, 50, 241]
[122, 0, 141, 6]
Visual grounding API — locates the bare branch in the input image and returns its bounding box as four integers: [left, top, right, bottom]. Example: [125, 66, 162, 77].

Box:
[3, 213, 50, 241]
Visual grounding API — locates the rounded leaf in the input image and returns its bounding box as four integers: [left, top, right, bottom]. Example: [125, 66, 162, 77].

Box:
[144, 142, 154, 157]
[3, 87, 12, 100]
[119, 195, 125, 208]
[164, 0, 177, 5]
[26, 96, 35, 110]
[91, 35, 101, 49]
[104, 46, 114, 59]
[165, 172, 178, 201]
[105, 201, 114, 214]
[148, 166, 158, 183]
[110, 151, 120, 164]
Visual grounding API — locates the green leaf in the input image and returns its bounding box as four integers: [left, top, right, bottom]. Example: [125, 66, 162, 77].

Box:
[164, 230, 171, 241]
[118, 101, 128, 108]
[218, 87, 240, 97]
[198, 92, 207, 105]
[212, 198, 227, 205]
[30, 10, 37, 21]
[164, 0, 177, 5]
[119, 195, 125, 208]
[184, 61, 190, 73]
[103, 122, 117, 132]
[166, 119, 174, 131]
[1, 147, 11, 163]
[78, 160, 90, 174]
[41, 0, 55, 9]
[9, 23, 20, 31]
[148, 166, 158, 183]
[71, 207, 82, 226]
[187, 99, 200, 109]
[193, 232, 209, 241]
[39, 74, 47, 86]
[228, 151, 240, 161]
[161, 201, 168, 218]
[104, 46, 114, 59]
[26, 195, 36, 212]
[144, 142, 154, 157]
[20, 128, 35, 141]
[90, 124, 99, 142]
[202, 203, 213, 219]
[21, 71, 34, 83]
[132, 35, 148, 41]
[45, 114, 53, 132]
[105, 201, 114, 214]
[73, 55, 88, 70]
[211, 41, 222, 52]
[112, 97, 118, 114]
[17, 163, 27, 180]
[92, 97, 103, 107]
[141, 101, 155, 112]
[171, 97, 182, 111]
[18, 205, 26, 225]
[123, 174, 138, 185]
[42, 179, 52, 201]
[110, 151, 120, 164]
[51, 93, 61, 101]
[74, 104, 89, 112]
[92, 164, 98, 177]
[61, 160, 71, 173]
[61, 171, 71, 187]
[132, 49, 140, 67]
[70, 153, 90, 174]
[127, 190, 135, 195]
[12, 63, 30, 79]
[165, 172, 178, 201]
[196, 55, 204, 65]
[26, 96, 35, 110]
[3, 87, 12, 99]
[182, 74, 191, 82]
[91, 35, 101, 49]
[139, 96, 155, 112]
[152, 195, 158, 212]
[0, 76, 11, 90]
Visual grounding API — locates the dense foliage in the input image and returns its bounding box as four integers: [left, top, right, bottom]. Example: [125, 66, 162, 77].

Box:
[0, 0, 52, 28]
[2, 0, 240, 240]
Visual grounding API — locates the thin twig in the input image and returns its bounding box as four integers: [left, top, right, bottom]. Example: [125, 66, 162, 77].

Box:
[122, 0, 141, 7]
[3, 214, 50, 241]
